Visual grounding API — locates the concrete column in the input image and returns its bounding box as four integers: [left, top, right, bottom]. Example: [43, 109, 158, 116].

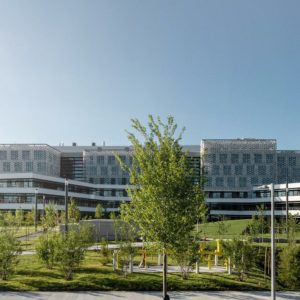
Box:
[228, 257, 231, 275]
[129, 255, 133, 273]
[215, 254, 218, 266]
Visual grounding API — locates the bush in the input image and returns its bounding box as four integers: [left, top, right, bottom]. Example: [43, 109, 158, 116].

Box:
[279, 245, 300, 289]
[36, 234, 57, 269]
[99, 238, 111, 266]
[0, 230, 21, 280]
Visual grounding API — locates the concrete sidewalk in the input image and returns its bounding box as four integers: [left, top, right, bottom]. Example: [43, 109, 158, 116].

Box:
[0, 291, 299, 300]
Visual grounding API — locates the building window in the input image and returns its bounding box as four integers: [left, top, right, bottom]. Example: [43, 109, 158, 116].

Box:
[100, 167, 108, 176]
[111, 166, 119, 176]
[34, 150, 46, 160]
[277, 157, 285, 166]
[22, 150, 30, 160]
[26, 162, 33, 172]
[212, 165, 220, 175]
[251, 177, 258, 185]
[14, 162, 22, 172]
[97, 156, 105, 165]
[0, 151, 7, 160]
[11, 150, 18, 160]
[205, 177, 212, 188]
[247, 165, 254, 175]
[219, 154, 227, 164]
[239, 177, 247, 188]
[266, 154, 274, 164]
[227, 177, 235, 188]
[258, 165, 266, 176]
[235, 165, 243, 175]
[108, 156, 116, 165]
[223, 165, 231, 175]
[231, 154, 239, 164]
[289, 157, 296, 167]
[216, 177, 224, 187]
[111, 178, 116, 184]
[207, 154, 216, 163]
[254, 154, 262, 164]
[243, 153, 250, 164]
[3, 162, 10, 172]
[89, 166, 97, 176]
[37, 162, 46, 173]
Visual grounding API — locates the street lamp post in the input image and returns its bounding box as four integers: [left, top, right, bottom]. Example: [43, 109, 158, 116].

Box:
[35, 188, 38, 232]
[270, 183, 276, 300]
[65, 179, 69, 233]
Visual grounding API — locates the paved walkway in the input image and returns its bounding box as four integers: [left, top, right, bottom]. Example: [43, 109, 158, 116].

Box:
[0, 291, 299, 300]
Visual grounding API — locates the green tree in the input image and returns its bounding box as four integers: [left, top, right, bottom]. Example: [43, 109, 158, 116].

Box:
[222, 238, 256, 281]
[95, 203, 103, 219]
[42, 203, 59, 230]
[15, 209, 24, 227]
[0, 230, 21, 280]
[4, 211, 15, 227]
[36, 233, 57, 269]
[25, 208, 35, 226]
[118, 115, 205, 298]
[279, 245, 300, 289]
[68, 198, 81, 223]
[55, 226, 92, 280]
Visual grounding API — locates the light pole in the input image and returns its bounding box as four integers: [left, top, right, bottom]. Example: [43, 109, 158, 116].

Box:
[259, 183, 276, 300]
[65, 179, 69, 233]
[35, 188, 38, 232]
[270, 183, 276, 300]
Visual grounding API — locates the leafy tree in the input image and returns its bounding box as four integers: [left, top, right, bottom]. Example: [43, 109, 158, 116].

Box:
[25, 208, 35, 226]
[36, 233, 57, 269]
[42, 203, 59, 230]
[4, 211, 15, 227]
[216, 216, 230, 238]
[68, 198, 81, 223]
[0, 230, 21, 280]
[171, 237, 199, 279]
[55, 225, 93, 280]
[95, 203, 104, 219]
[222, 238, 256, 281]
[279, 245, 300, 289]
[99, 238, 110, 266]
[117, 115, 205, 298]
[15, 209, 24, 227]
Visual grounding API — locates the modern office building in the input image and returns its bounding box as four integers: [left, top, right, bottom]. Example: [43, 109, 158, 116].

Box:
[0, 143, 200, 216]
[202, 139, 300, 219]
[0, 139, 299, 219]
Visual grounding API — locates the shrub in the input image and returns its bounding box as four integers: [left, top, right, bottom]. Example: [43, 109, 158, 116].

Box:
[279, 245, 300, 289]
[36, 234, 57, 269]
[0, 230, 21, 280]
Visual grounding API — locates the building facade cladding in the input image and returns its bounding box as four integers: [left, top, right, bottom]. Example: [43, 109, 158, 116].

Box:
[201, 139, 277, 191]
[82, 148, 132, 185]
[0, 144, 60, 177]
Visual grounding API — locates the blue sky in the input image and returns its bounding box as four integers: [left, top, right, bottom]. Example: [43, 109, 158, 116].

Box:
[0, 0, 299, 149]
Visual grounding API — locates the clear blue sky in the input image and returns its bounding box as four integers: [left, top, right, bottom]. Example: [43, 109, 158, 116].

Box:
[0, 0, 299, 149]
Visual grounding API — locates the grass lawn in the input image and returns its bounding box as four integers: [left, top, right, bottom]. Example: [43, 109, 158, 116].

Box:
[0, 251, 273, 292]
[196, 219, 251, 239]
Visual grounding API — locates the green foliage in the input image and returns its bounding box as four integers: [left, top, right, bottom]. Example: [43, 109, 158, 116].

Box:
[279, 245, 300, 289]
[171, 238, 199, 279]
[118, 115, 205, 251]
[3, 211, 15, 227]
[0, 230, 21, 280]
[95, 203, 103, 219]
[35, 233, 57, 269]
[42, 203, 59, 230]
[68, 198, 81, 223]
[15, 209, 24, 227]
[25, 208, 35, 226]
[222, 238, 257, 281]
[55, 230, 86, 280]
[99, 238, 110, 266]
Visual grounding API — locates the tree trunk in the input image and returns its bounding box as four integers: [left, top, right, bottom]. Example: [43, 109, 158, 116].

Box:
[163, 250, 169, 299]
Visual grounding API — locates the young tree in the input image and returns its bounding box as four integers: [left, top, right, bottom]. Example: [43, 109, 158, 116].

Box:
[68, 198, 81, 223]
[15, 209, 24, 227]
[95, 203, 103, 219]
[118, 116, 205, 299]
[42, 203, 59, 230]
[0, 230, 21, 280]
